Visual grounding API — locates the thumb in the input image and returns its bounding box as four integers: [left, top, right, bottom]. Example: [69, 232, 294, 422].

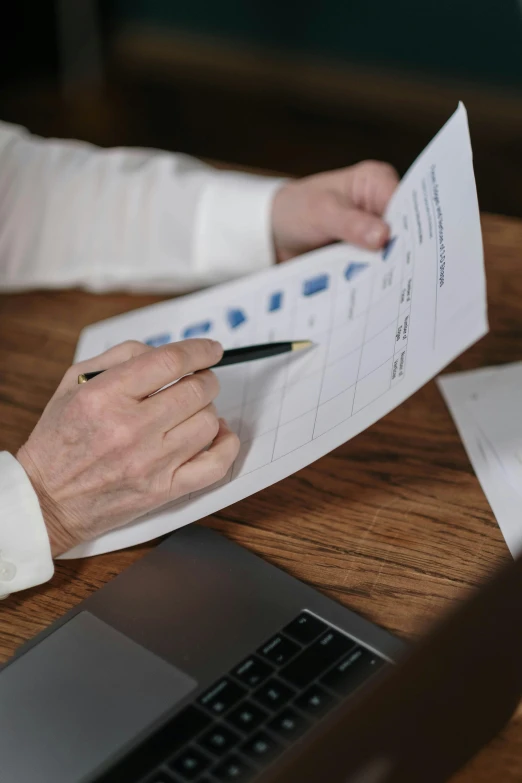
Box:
[321, 197, 391, 250]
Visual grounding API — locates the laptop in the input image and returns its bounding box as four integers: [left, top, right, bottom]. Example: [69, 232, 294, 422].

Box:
[1, 524, 521, 783]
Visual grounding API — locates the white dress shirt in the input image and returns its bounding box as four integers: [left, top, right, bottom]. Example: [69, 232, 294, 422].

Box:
[0, 120, 282, 596]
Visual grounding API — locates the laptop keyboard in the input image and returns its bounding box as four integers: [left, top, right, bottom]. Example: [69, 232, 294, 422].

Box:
[95, 612, 387, 783]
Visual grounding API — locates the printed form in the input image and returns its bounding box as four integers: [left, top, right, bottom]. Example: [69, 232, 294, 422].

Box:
[439, 363, 522, 558]
[66, 103, 487, 558]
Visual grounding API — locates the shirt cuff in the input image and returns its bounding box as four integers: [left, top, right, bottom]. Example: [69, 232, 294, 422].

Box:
[194, 171, 285, 282]
[0, 452, 54, 597]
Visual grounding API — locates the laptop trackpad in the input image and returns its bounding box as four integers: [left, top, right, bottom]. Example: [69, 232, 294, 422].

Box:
[0, 611, 197, 783]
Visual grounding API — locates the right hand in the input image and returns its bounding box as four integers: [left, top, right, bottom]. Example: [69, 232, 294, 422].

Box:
[16, 339, 239, 556]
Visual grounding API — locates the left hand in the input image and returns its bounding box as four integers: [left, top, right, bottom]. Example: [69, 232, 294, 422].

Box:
[272, 160, 399, 262]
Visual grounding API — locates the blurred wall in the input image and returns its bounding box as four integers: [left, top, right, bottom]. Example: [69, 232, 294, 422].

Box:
[115, 0, 522, 89]
[2, 1, 522, 218]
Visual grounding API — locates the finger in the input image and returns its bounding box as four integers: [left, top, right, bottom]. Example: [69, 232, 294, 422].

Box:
[163, 403, 220, 468]
[320, 195, 391, 250]
[111, 338, 223, 399]
[170, 419, 240, 497]
[347, 160, 399, 217]
[146, 369, 220, 430]
[59, 340, 151, 393]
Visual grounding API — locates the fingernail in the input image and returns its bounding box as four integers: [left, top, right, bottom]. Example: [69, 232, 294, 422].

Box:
[366, 224, 385, 247]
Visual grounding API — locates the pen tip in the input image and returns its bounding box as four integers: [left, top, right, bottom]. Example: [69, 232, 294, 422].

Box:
[291, 340, 315, 351]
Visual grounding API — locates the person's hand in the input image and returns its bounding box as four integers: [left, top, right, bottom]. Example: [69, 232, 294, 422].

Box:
[271, 161, 399, 262]
[16, 339, 239, 556]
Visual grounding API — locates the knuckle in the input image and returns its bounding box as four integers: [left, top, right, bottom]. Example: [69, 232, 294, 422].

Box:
[199, 407, 220, 439]
[158, 347, 183, 379]
[121, 339, 147, 355]
[75, 387, 104, 417]
[108, 420, 134, 449]
[184, 374, 207, 405]
[359, 159, 398, 178]
[205, 456, 228, 484]
[201, 369, 220, 398]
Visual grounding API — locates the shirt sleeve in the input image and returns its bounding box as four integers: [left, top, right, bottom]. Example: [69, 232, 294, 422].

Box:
[0, 452, 54, 598]
[0, 120, 283, 293]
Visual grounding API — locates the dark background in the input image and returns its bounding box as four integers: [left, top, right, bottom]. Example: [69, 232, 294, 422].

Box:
[2, 1, 522, 216]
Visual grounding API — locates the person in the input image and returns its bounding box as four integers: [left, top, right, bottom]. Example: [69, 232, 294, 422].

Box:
[0, 119, 399, 596]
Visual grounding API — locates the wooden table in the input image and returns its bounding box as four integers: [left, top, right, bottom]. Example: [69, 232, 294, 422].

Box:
[1, 213, 521, 780]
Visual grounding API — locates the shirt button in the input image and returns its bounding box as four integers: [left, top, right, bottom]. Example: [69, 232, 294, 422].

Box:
[0, 552, 17, 582]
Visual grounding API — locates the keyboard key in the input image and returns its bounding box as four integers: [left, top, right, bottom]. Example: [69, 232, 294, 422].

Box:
[254, 678, 296, 711]
[160, 705, 212, 751]
[280, 630, 355, 689]
[258, 634, 301, 666]
[212, 754, 254, 781]
[267, 707, 310, 741]
[240, 731, 282, 763]
[232, 655, 274, 688]
[199, 725, 240, 757]
[294, 684, 336, 716]
[198, 678, 247, 716]
[226, 700, 268, 733]
[169, 747, 211, 780]
[95, 705, 211, 783]
[322, 646, 386, 695]
[283, 613, 328, 645]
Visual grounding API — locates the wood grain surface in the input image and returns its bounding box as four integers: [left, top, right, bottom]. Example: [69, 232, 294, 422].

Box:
[1, 213, 521, 780]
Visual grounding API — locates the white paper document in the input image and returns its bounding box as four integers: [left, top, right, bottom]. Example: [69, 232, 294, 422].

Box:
[438, 363, 522, 558]
[66, 103, 487, 558]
